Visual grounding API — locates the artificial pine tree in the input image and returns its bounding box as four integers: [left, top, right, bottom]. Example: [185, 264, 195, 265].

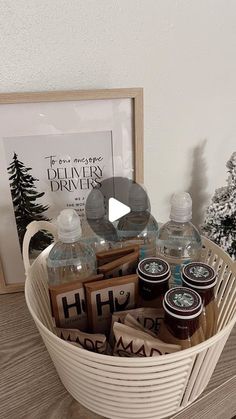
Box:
[202, 152, 236, 260]
[8, 152, 52, 252]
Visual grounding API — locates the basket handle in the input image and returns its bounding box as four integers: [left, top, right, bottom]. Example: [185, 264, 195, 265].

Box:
[22, 220, 58, 272]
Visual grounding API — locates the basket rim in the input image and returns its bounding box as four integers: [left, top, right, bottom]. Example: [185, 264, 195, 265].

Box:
[24, 236, 236, 365]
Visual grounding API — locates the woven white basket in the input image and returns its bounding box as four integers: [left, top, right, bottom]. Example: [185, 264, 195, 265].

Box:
[23, 221, 236, 419]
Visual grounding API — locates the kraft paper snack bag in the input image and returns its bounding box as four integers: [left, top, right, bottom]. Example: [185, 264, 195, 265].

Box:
[49, 274, 104, 331]
[109, 307, 164, 344]
[49, 280, 88, 331]
[124, 313, 157, 337]
[55, 327, 108, 354]
[113, 322, 181, 357]
[111, 307, 164, 333]
[97, 246, 139, 278]
[96, 245, 139, 266]
[85, 274, 138, 334]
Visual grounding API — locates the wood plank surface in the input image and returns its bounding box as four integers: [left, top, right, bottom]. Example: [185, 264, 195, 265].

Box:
[0, 293, 236, 419]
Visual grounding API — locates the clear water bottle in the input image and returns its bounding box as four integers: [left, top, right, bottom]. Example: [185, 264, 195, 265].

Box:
[117, 183, 158, 259]
[47, 209, 96, 287]
[82, 189, 118, 252]
[157, 192, 202, 287]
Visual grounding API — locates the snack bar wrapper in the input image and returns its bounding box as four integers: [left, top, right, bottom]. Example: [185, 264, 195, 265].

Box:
[55, 327, 108, 354]
[110, 307, 164, 344]
[124, 313, 157, 337]
[113, 322, 181, 357]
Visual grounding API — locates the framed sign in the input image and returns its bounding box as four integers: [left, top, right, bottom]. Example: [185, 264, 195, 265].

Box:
[0, 88, 143, 293]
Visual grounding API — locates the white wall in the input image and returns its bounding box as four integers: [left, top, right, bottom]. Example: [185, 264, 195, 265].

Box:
[1, 0, 236, 225]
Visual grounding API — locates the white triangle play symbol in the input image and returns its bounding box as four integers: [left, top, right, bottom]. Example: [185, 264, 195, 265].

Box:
[108, 197, 131, 222]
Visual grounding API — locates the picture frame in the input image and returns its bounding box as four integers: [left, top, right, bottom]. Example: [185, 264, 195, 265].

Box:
[0, 88, 143, 293]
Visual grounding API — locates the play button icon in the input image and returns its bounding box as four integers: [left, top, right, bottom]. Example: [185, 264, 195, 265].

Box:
[85, 176, 151, 243]
[108, 197, 131, 222]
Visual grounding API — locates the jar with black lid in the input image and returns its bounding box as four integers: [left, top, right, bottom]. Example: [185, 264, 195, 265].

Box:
[159, 287, 204, 349]
[137, 257, 170, 308]
[182, 262, 218, 339]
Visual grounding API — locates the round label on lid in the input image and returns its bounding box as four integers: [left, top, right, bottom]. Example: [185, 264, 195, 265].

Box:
[164, 287, 202, 318]
[173, 292, 194, 308]
[138, 258, 170, 281]
[182, 262, 216, 287]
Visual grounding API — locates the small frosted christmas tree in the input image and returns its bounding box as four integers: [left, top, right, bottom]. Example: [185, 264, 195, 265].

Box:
[8, 152, 52, 252]
[202, 152, 236, 260]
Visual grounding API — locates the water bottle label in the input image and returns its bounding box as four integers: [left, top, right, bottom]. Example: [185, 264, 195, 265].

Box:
[156, 253, 192, 287]
[171, 259, 192, 286]
[119, 233, 157, 260]
[139, 240, 157, 260]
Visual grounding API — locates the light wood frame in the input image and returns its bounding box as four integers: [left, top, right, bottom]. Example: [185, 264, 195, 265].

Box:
[0, 88, 143, 294]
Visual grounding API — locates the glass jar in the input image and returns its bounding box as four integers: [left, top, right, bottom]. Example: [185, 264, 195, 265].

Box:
[137, 257, 170, 308]
[182, 262, 218, 339]
[159, 287, 204, 349]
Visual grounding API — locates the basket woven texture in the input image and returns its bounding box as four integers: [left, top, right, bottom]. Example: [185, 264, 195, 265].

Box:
[23, 221, 236, 419]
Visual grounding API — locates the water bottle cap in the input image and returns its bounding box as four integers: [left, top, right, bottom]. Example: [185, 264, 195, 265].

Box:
[57, 209, 81, 242]
[86, 189, 105, 219]
[129, 183, 149, 212]
[170, 192, 192, 222]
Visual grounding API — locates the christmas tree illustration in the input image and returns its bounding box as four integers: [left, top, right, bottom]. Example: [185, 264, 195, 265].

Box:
[7, 152, 52, 252]
[202, 152, 236, 260]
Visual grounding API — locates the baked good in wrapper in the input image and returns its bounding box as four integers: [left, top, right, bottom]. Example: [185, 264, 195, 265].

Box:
[96, 245, 139, 266]
[49, 274, 104, 331]
[55, 327, 108, 354]
[124, 313, 157, 337]
[85, 274, 138, 334]
[97, 246, 139, 278]
[113, 322, 181, 357]
[110, 307, 164, 345]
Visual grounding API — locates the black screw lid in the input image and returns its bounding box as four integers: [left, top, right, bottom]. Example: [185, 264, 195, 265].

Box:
[137, 257, 170, 282]
[182, 262, 216, 289]
[163, 287, 202, 319]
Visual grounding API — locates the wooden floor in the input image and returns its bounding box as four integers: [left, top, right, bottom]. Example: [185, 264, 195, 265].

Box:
[1, 292, 236, 419]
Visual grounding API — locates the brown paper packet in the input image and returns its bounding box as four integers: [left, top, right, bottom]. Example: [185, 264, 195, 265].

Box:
[97, 246, 139, 278]
[48, 274, 104, 331]
[113, 322, 181, 357]
[69, 340, 113, 355]
[124, 313, 157, 337]
[49, 280, 87, 331]
[96, 245, 139, 266]
[85, 274, 138, 334]
[83, 274, 104, 285]
[109, 307, 164, 345]
[55, 327, 108, 354]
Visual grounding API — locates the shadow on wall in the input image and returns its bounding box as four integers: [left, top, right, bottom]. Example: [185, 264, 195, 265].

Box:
[188, 139, 210, 228]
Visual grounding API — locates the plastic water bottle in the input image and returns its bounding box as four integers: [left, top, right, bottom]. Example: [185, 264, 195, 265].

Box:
[82, 189, 118, 252]
[157, 192, 202, 287]
[47, 209, 96, 287]
[117, 183, 158, 259]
